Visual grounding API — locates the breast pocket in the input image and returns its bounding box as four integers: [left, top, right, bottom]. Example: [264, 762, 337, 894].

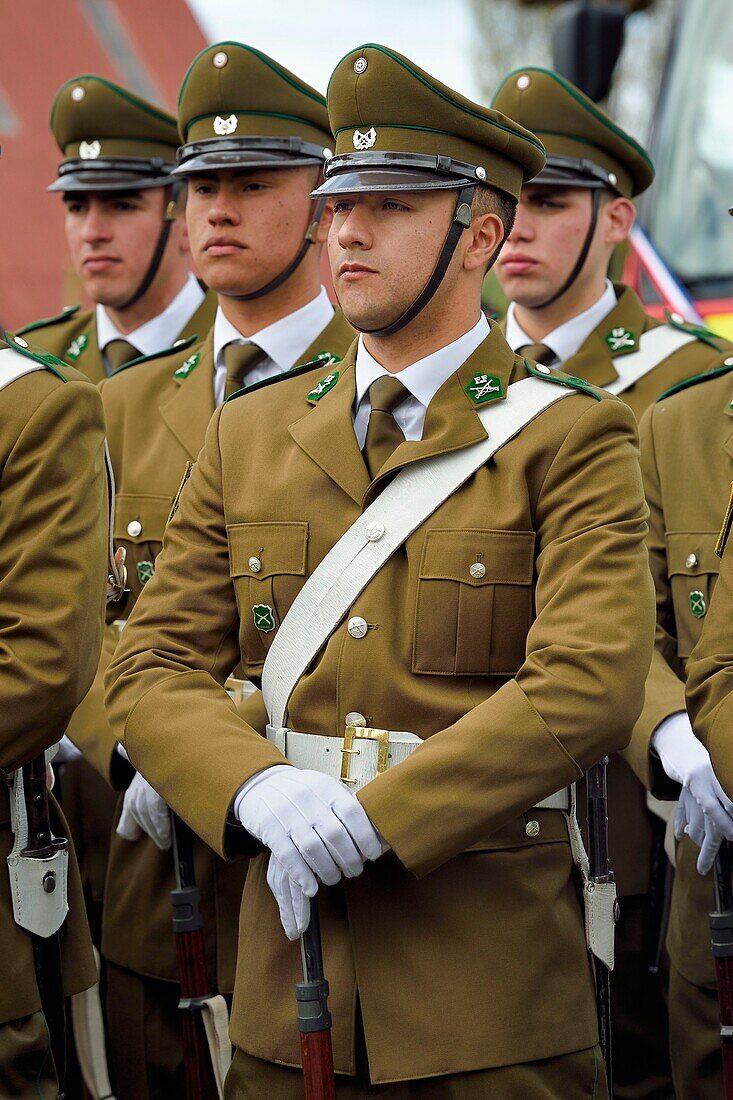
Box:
[412, 529, 535, 676]
[227, 521, 309, 666]
[666, 532, 720, 659]
[114, 494, 172, 601]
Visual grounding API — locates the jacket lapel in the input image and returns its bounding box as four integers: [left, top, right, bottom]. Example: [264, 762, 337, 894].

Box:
[563, 285, 654, 388]
[298, 309, 355, 364]
[158, 333, 216, 461]
[181, 289, 217, 343]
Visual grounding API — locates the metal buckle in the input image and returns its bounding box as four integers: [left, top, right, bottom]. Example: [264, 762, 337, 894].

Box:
[340, 726, 390, 786]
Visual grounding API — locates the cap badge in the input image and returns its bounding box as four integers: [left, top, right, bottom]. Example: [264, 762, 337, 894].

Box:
[353, 127, 377, 151]
[214, 114, 238, 136]
[65, 333, 89, 361]
[173, 352, 200, 381]
[79, 140, 101, 160]
[136, 561, 155, 586]
[353, 57, 368, 74]
[307, 370, 340, 403]
[465, 373, 504, 405]
[689, 590, 707, 618]
[253, 604, 276, 633]
[605, 327, 637, 353]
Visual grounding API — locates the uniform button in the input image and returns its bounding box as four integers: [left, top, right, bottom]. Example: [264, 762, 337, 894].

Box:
[248, 556, 262, 573]
[347, 616, 368, 639]
[127, 520, 142, 537]
[13, 335, 28, 348]
[345, 711, 366, 727]
[608, 172, 618, 188]
[516, 73, 531, 90]
[685, 553, 698, 569]
[525, 819, 540, 838]
[670, 311, 684, 324]
[725, 357, 733, 367]
[469, 562, 486, 579]
[535, 364, 551, 375]
[366, 521, 385, 542]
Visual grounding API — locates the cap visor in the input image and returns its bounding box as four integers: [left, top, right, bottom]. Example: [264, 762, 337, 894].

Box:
[312, 167, 471, 196]
[173, 149, 323, 176]
[47, 171, 171, 192]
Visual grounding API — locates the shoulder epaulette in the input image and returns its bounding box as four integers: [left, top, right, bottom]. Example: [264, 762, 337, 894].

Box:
[225, 351, 341, 404]
[110, 334, 199, 378]
[525, 360, 603, 401]
[14, 304, 81, 337]
[3, 332, 68, 382]
[665, 309, 726, 352]
[656, 359, 733, 403]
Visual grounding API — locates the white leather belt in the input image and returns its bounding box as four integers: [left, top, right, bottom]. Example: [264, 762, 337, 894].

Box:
[266, 724, 569, 810]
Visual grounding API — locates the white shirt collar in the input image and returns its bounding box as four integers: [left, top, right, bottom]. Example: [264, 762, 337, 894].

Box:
[505, 279, 617, 365]
[96, 272, 205, 358]
[354, 313, 490, 411]
[213, 286, 334, 373]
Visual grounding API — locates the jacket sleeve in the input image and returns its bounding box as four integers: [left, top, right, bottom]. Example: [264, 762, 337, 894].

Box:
[359, 396, 657, 877]
[621, 403, 685, 795]
[686, 525, 733, 797]
[105, 406, 287, 858]
[0, 379, 108, 772]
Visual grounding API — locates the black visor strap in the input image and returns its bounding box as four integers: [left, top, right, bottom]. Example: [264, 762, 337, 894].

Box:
[355, 184, 476, 339]
[116, 179, 184, 311]
[532, 188, 602, 311]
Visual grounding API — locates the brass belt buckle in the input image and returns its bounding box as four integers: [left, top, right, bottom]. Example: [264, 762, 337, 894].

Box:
[340, 726, 390, 786]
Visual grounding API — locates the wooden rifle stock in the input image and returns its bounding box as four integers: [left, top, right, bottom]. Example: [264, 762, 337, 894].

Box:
[586, 758, 613, 1092]
[170, 813, 219, 1100]
[712, 842, 733, 1097]
[297, 897, 336, 1100]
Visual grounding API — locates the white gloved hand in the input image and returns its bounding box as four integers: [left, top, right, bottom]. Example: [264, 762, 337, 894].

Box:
[654, 712, 733, 874]
[116, 772, 172, 850]
[234, 765, 384, 939]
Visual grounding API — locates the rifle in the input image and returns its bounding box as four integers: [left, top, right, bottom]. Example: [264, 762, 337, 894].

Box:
[7, 752, 69, 1096]
[586, 758, 614, 1091]
[170, 812, 221, 1100]
[711, 841, 733, 1097]
[297, 896, 336, 1100]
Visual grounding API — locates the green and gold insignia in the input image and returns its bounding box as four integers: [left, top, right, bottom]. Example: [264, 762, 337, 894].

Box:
[605, 327, 636, 354]
[307, 371, 340, 403]
[65, 332, 89, 361]
[465, 373, 504, 405]
[689, 590, 707, 618]
[136, 560, 155, 586]
[252, 603, 276, 633]
[173, 352, 200, 381]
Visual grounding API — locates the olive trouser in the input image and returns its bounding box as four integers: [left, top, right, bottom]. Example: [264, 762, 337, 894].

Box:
[0, 1010, 59, 1100]
[106, 962, 184, 1100]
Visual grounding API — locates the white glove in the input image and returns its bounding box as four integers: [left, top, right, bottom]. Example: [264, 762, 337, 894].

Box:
[653, 712, 733, 874]
[234, 765, 384, 939]
[116, 772, 172, 850]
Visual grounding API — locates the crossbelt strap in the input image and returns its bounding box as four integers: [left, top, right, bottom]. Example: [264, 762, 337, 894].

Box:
[261, 377, 576, 729]
[606, 325, 695, 396]
[0, 346, 46, 392]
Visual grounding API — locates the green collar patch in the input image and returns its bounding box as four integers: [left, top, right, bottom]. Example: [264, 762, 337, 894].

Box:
[173, 351, 201, 381]
[65, 332, 89, 361]
[136, 560, 155, 586]
[465, 373, 504, 405]
[525, 360, 603, 400]
[15, 304, 80, 337]
[665, 309, 724, 351]
[605, 327, 637, 355]
[307, 370, 340, 403]
[4, 332, 68, 382]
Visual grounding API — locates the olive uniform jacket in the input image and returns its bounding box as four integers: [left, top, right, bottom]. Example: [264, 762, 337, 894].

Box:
[549, 285, 733, 897]
[75, 310, 354, 990]
[106, 323, 655, 1082]
[0, 352, 107, 1023]
[13, 289, 217, 384]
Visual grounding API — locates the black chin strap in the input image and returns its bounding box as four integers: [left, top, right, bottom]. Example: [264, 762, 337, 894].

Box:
[117, 180, 184, 311]
[223, 196, 327, 302]
[532, 188, 601, 311]
[355, 185, 475, 339]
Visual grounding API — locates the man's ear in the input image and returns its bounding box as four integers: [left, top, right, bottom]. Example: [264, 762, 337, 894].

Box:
[315, 199, 334, 245]
[463, 212, 504, 273]
[602, 195, 636, 247]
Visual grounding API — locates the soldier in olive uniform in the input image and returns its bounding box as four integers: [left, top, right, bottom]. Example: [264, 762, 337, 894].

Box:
[492, 67, 733, 1100]
[73, 44, 353, 1100]
[0, 337, 108, 1096]
[106, 44, 656, 1098]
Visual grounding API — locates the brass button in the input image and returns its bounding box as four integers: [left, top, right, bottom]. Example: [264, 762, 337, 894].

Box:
[127, 520, 142, 537]
[535, 364, 551, 375]
[685, 553, 698, 569]
[525, 819, 540, 838]
[213, 51, 228, 68]
[248, 556, 262, 573]
[366, 521, 385, 542]
[345, 712, 366, 727]
[516, 74, 531, 90]
[13, 335, 28, 348]
[347, 616, 368, 639]
[469, 562, 486, 580]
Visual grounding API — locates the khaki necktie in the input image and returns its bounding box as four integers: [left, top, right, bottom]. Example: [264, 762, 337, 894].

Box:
[363, 375, 409, 479]
[518, 342, 556, 367]
[223, 342, 267, 399]
[105, 339, 141, 373]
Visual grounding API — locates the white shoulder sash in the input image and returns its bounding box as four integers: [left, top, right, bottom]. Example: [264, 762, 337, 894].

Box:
[262, 375, 577, 729]
[606, 325, 696, 396]
[0, 346, 48, 394]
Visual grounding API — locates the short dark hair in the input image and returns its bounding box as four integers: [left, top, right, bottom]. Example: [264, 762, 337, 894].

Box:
[471, 183, 517, 270]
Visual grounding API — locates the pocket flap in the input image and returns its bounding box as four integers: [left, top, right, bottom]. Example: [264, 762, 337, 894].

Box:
[666, 532, 720, 577]
[419, 529, 535, 586]
[114, 494, 172, 543]
[228, 521, 308, 579]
